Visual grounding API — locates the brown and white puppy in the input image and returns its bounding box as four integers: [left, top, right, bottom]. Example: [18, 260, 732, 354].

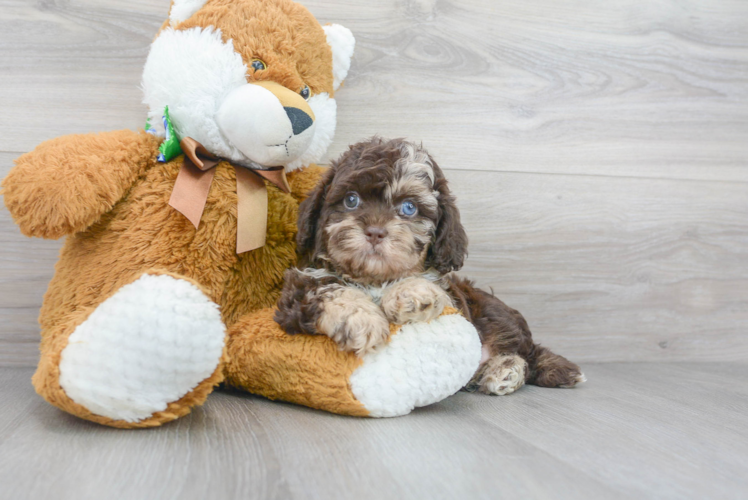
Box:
[275, 137, 585, 395]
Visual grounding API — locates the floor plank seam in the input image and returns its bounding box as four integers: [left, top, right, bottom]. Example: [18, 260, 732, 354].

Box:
[440, 166, 748, 185]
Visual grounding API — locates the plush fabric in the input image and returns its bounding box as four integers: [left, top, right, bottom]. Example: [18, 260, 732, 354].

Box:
[322, 24, 355, 91]
[3, 131, 162, 239]
[224, 306, 481, 418]
[59, 274, 226, 423]
[1, 0, 481, 428]
[349, 308, 482, 417]
[225, 307, 369, 417]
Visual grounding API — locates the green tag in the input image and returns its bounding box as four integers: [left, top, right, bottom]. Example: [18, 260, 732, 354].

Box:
[153, 106, 183, 163]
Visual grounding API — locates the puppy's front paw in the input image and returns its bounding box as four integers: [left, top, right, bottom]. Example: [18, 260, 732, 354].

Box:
[381, 278, 452, 325]
[317, 287, 390, 357]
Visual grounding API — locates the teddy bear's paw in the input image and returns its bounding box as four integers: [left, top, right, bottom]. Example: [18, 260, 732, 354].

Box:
[349, 312, 481, 417]
[58, 274, 226, 423]
[380, 278, 453, 325]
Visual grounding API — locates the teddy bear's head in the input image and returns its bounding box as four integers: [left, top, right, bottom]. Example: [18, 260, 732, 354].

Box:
[142, 0, 354, 171]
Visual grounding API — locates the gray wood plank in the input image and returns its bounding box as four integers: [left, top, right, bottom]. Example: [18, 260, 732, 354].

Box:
[3, 156, 748, 365]
[2, 0, 747, 182]
[0, 366, 623, 500]
[2, 1, 748, 365]
[0, 152, 61, 367]
[315, 0, 748, 181]
[449, 169, 748, 363]
[0, 309, 40, 367]
[1, 364, 747, 500]
[447, 362, 748, 499]
[0, 0, 166, 150]
[0, 367, 41, 443]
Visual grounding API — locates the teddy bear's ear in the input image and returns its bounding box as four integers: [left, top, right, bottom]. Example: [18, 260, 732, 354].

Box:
[169, 0, 209, 25]
[323, 24, 355, 91]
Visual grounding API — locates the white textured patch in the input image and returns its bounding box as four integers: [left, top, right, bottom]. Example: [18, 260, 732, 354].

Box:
[216, 84, 316, 167]
[323, 24, 355, 91]
[170, 0, 209, 25]
[59, 274, 226, 423]
[350, 313, 481, 417]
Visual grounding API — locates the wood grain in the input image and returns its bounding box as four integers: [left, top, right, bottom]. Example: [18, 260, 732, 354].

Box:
[0, 152, 61, 367]
[1, 363, 746, 499]
[323, 0, 748, 182]
[2, 0, 747, 180]
[3, 154, 746, 364]
[1, 0, 747, 366]
[450, 169, 748, 363]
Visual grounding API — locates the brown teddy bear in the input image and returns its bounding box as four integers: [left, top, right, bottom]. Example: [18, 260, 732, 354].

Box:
[1, 0, 481, 428]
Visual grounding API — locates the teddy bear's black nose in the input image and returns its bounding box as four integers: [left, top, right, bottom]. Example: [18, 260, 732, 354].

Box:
[284, 107, 313, 135]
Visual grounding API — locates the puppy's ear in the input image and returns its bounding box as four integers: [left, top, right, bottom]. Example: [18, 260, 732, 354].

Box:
[425, 162, 468, 274]
[296, 168, 335, 267]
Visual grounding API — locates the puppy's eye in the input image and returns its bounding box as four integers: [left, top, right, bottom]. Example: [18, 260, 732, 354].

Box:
[300, 85, 310, 100]
[343, 192, 360, 209]
[251, 59, 267, 72]
[400, 200, 418, 217]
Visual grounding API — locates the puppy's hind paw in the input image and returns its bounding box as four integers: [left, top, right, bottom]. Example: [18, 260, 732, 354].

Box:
[560, 371, 587, 388]
[471, 354, 528, 396]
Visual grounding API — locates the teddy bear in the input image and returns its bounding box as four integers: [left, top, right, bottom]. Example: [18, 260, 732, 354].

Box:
[1, 0, 481, 428]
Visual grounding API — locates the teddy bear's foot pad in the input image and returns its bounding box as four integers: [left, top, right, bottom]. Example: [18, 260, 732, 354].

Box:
[59, 274, 225, 423]
[349, 313, 481, 417]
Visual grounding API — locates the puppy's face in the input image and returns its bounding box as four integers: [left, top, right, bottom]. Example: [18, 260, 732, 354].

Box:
[322, 143, 438, 282]
[297, 138, 468, 284]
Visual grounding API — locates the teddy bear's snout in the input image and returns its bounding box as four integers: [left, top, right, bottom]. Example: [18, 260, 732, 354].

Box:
[216, 81, 317, 166]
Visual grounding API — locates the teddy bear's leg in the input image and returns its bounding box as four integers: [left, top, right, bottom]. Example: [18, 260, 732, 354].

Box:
[224, 307, 481, 417]
[33, 272, 227, 428]
[347, 311, 482, 417]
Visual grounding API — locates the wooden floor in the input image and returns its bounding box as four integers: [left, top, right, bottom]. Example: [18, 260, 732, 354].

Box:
[1, 363, 746, 500]
[1, 1, 747, 499]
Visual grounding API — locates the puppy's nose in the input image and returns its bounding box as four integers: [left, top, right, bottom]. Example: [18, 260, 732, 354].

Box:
[284, 107, 313, 135]
[365, 226, 388, 246]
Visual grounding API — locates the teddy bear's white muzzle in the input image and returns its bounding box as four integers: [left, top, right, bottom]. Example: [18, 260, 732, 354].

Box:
[216, 84, 316, 166]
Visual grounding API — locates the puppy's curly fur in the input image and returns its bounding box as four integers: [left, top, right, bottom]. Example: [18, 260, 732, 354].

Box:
[275, 137, 585, 394]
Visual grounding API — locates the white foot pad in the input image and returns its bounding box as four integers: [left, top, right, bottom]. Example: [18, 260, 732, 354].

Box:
[59, 274, 225, 422]
[349, 313, 481, 417]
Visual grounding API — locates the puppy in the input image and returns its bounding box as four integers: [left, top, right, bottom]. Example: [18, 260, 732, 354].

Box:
[275, 137, 585, 395]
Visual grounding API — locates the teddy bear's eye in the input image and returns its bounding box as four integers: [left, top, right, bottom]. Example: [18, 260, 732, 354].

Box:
[343, 192, 360, 210]
[300, 85, 310, 100]
[251, 59, 267, 72]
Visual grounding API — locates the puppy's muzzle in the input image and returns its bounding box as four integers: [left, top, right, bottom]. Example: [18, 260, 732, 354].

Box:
[365, 225, 388, 247]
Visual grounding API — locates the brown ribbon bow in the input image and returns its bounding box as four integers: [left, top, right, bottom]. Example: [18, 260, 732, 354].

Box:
[168, 137, 291, 254]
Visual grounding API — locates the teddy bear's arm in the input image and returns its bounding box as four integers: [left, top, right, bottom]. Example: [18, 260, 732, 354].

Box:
[2, 130, 162, 239]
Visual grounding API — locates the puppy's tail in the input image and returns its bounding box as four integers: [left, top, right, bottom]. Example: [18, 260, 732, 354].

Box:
[526, 344, 586, 388]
